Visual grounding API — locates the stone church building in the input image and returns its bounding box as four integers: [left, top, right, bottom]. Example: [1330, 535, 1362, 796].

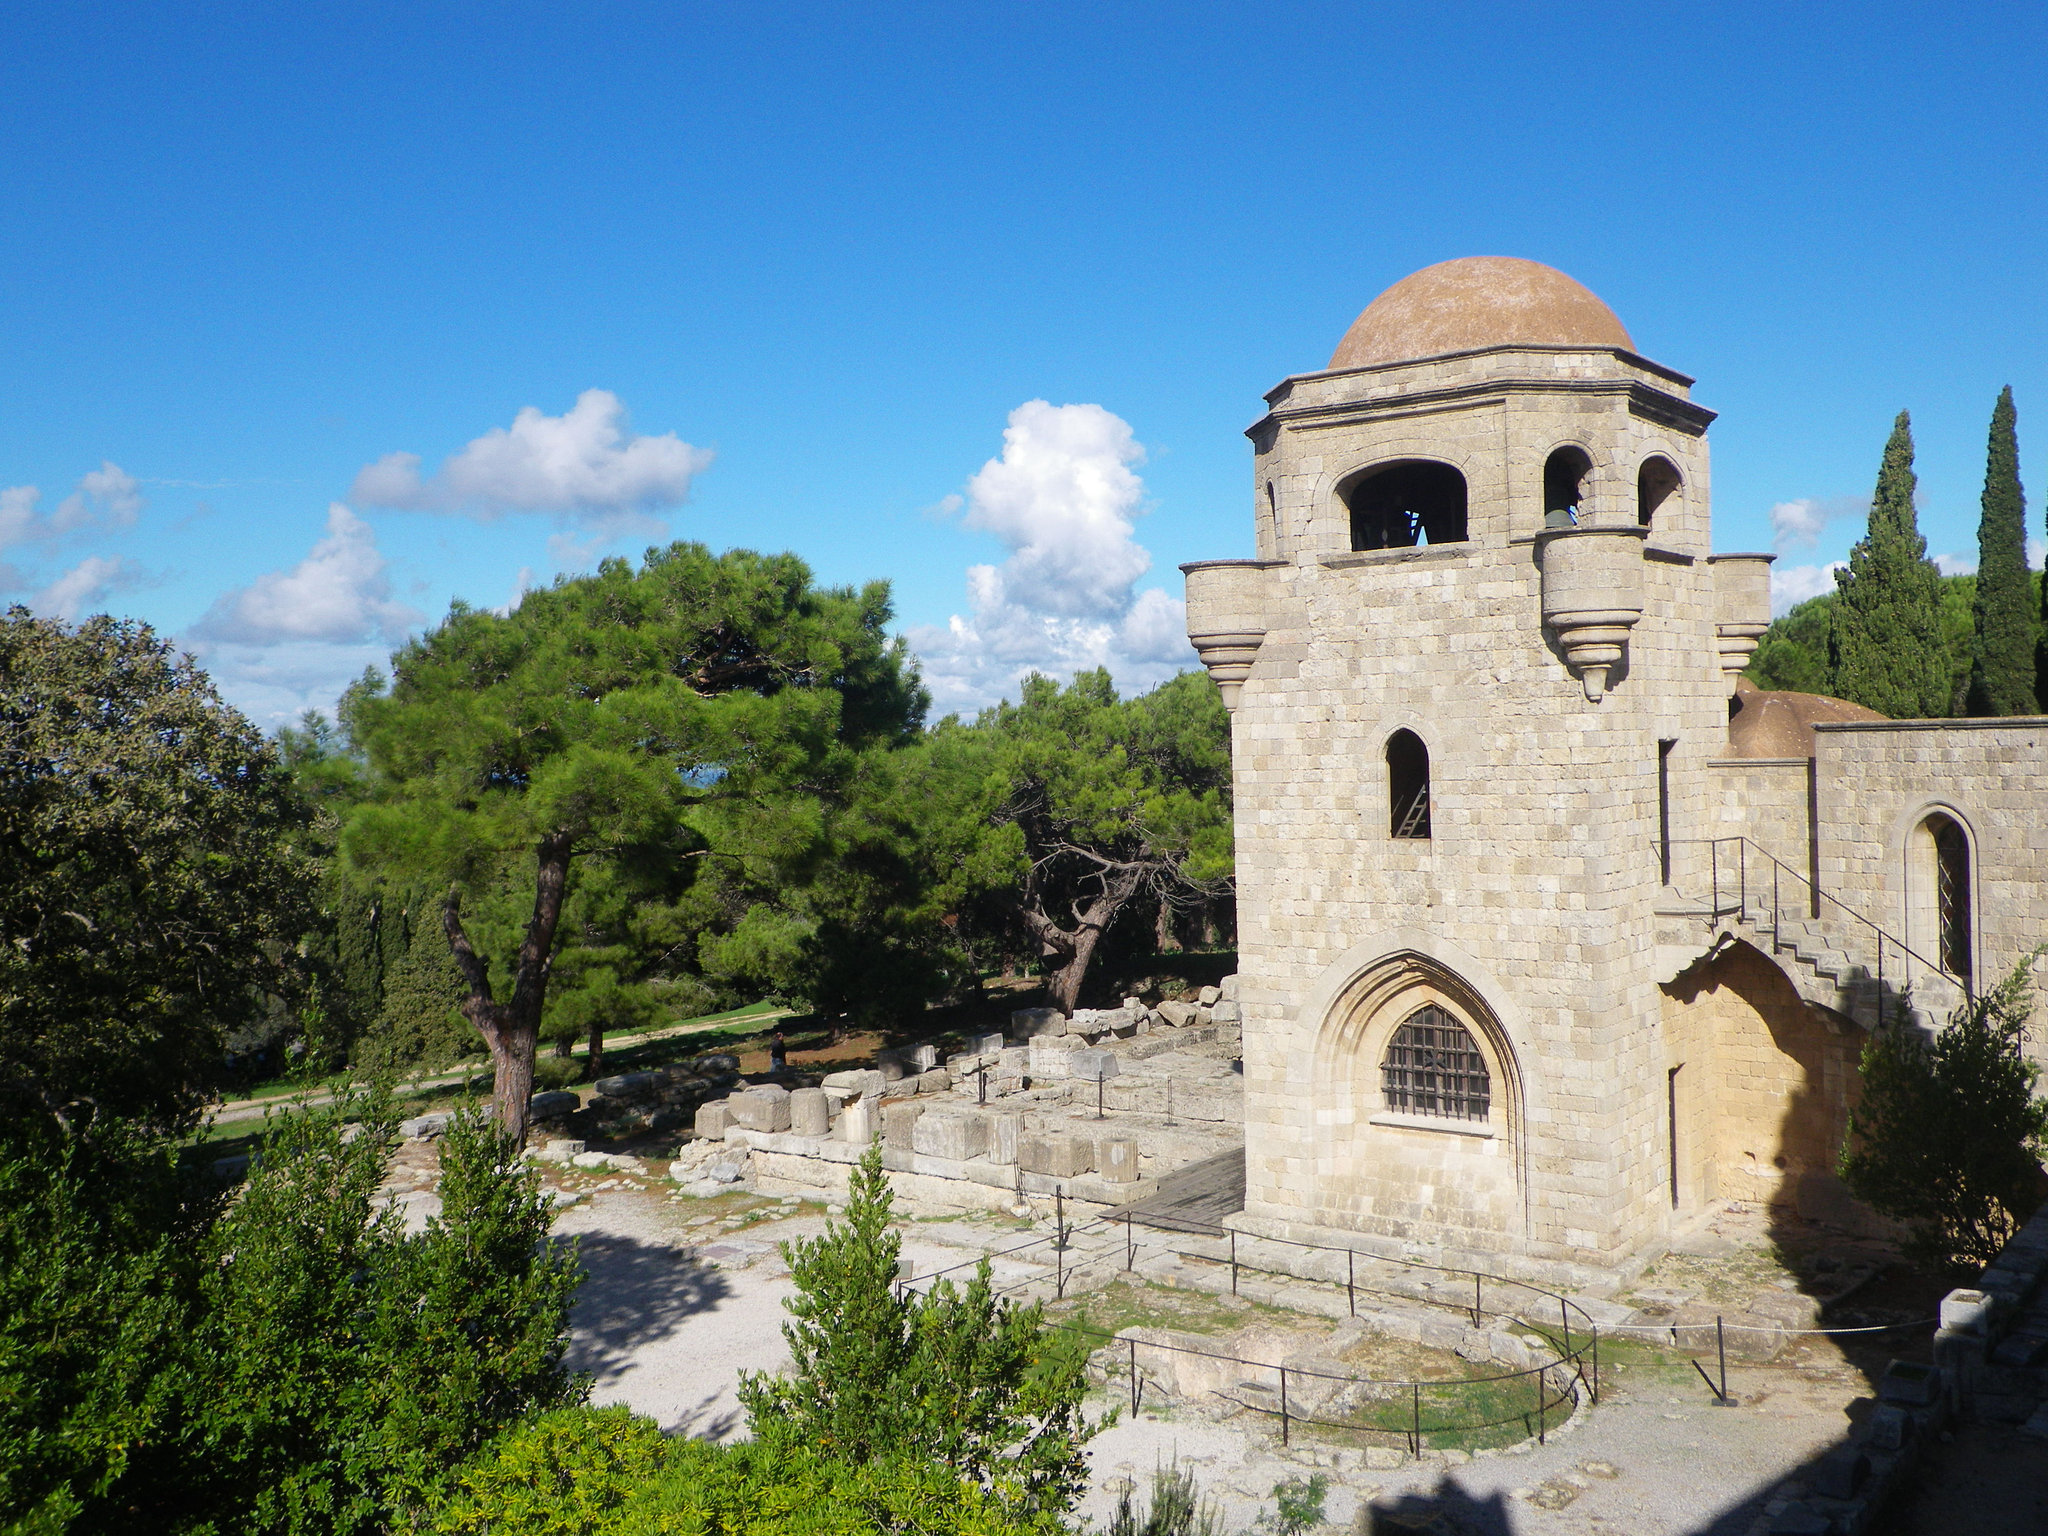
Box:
[1182, 257, 2048, 1281]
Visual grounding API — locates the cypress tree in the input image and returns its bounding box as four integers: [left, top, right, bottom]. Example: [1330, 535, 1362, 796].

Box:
[1966, 387, 2037, 714]
[1828, 411, 1950, 716]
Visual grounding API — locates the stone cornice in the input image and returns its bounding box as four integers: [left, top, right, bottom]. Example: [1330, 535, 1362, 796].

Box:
[1248, 373, 1715, 443]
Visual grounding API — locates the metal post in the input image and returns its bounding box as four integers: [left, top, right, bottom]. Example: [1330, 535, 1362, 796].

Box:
[1055, 1190, 1066, 1250]
[1230, 1230, 1239, 1296]
[1126, 1221, 1134, 1272]
[1538, 1378, 1546, 1445]
[1166, 1079, 1174, 1124]
[1473, 1274, 1482, 1327]
[1773, 861, 1780, 948]
[1717, 1315, 1728, 1404]
[1560, 1296, 1570, 1354]
[1347, 1249, 1356, 1317]
[1279, 1367, 1290, 1446]
[1591, 1329, 1600, 1404]
[978, 1063, 987, 1105]
[1711, 841, 1719, 917]
[1411, 1382, 1421, 1457]
[1056, 1253, 1065, 1300]
[1129, 1336, 1139, 1415]
[1097, 1075, 1105, 1120]
[1739, 838, 1746, 915]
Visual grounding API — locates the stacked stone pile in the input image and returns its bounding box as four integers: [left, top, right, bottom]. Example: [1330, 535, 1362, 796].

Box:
[573, 1052, 744, 1139]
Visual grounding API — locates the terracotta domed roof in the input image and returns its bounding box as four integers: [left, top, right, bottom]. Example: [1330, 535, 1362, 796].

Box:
[1329, 257, 1635, 370]
[1726, 679, 1886, 759]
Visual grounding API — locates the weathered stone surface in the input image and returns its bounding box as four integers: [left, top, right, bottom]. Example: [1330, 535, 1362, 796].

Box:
[594, 1071, 659, 1100]
[789, 1087, 831, 1138]
[528, 1090, 581, 1120]
[401, 1113, 451, 1140]
[1209, 1001, 1240, 1025]
[821, 1068, 886, 1102]
[881, 1100, 926, 1150]
[694, 1101, 729, 1139]
[876, 1056, 908, 1083]
[1008, 1007, 1066, 1039]
[692, 1052, 740, 1074]
[728, 1089, 793, 1134]
[839, 1097, 877, 1145]
[911, 1069, 952, 1095]
[1156, 1000, 1198, 1028]
[988, 1110, 1022, 1165]
[1069, 1049, 1119, 1082]
[1218, 974, 1240, 1002]
[910, 1043, 940, 1072]
[971, 1032, 1006, 1056]
[912, 1113, 990, 1162]
[1098, 1137, 1141, 1182]
[1197, 986, 1221, 1007]
[1017, 1133, 1093, 1178]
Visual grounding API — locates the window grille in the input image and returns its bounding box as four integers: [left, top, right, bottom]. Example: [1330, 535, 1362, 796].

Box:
[1933, 817, 1971, 980]
[1381, 1006, 1490, 1122]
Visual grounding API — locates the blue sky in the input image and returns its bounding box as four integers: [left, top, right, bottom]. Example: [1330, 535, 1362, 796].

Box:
[3, 2, 2044, 724]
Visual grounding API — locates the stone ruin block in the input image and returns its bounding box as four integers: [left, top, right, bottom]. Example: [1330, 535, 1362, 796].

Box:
[970, 1032, 1006, 1056]
[910, 1043, 940, 1072]
[881, 1100, 925, 1150]
[1217, 974, 1239, 1002]
[911, 1112, 989, 1162]
[1008, 1007, 1066, 1039]
[1197, 985, 1221, 1006]
[988, 1110, 1022, 1166]
[727, 1087, 793, 1134]
[875, 1052, 909, 1083]
[1017, 1133, 1093, 1179]
[528, 1090, 580, 1121]
[1097, 1137, 1141, 1183]
[1027, 1036, 1079, 1078]
[1069, 1049, 1119, 1082]
[593, 1070, 660, 1101]
[694, 1100, 730, 1139]
[822, 1068, 886, 1101]
[1210, 1001, 1241, 1024]
[996, 1045, 1030, 1074]
[911, 1068, 952, 1095]
[789, 1087, 831, 1138]
[839, 1097, 878, 1145]
[1156, 1000, 1198, 1028]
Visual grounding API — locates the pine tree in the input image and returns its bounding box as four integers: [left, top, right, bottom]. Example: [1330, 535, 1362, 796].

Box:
[1966, 388, 2038, 714]
[1828, 411, 1950, 716]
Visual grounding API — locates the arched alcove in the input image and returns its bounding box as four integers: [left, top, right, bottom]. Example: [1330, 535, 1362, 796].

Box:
[1908, 811, 1974, 983]
[1637, 456, 1682, 527]
[1543, 446, 1593, 528]
[1311, 951, 1525, 1241]
[1386, 729, 1431, 838]
[1342, 461, 1468, 551]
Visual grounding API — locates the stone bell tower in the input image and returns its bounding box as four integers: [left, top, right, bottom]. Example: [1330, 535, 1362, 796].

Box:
[1184, 257, 1773, 1279]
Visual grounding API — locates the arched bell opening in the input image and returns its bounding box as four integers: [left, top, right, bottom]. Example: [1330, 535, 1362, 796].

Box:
[1386, 729, 1431, 839]
[1637, 455, 1682, 528]
[1342, 460, 1469, 551]
[1543, 446, 1593, 529]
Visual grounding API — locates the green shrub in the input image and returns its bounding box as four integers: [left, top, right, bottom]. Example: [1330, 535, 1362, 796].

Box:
[533, 1056, 585, 1092]
[430, 1407, 669, 1536]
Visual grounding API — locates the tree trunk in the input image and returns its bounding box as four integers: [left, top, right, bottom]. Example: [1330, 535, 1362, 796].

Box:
[442, 831, 574, 1147]
[1027, 863, 1147, 1015]
[586, 1013, 604, 1083]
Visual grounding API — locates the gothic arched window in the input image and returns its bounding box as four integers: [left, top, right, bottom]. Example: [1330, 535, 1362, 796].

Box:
[1386, 730, 1431, 839]
[1381, 1005, 1490, 1121]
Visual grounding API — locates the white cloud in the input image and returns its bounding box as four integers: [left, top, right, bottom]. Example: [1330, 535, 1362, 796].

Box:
[907, 401, 1198, 716]
[1, 462, 145, 551]
[33, 555, 145, 621]
[1933, 552, 1978, 577]
[2029, 537, 2045, 572]
[183, 505, 423, 729]
[351, 390, 712, 525]
[1768, 495, 1864, 553]
[1770, 561, 1846, 616]
[191, 503, 421, 646]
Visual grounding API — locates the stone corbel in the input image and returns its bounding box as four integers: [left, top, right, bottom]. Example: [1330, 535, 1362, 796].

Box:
[1536, 525, 1647, 702]
[1181, 559, 1281, 709]
[1708, 553, 1776, 691]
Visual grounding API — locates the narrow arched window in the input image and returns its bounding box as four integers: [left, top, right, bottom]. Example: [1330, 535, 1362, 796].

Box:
[1543, 446, 1592, 529]
[1637, 456, 1681, 527]
[1344, 461, 1468, 551]
[1382, 1005, 1490, 1121]
[1930, 815, 1972, 979]
[1387, 730, 1430, 838]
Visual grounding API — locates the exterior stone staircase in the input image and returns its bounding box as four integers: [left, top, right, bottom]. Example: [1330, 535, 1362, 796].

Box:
[1655, 838, 1968, 1032]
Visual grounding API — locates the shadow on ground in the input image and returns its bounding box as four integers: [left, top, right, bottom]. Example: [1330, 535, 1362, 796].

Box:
[558, 1232, 734, 1391]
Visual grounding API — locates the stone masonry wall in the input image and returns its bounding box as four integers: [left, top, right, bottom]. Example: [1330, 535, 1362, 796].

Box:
[1814, 718, 2048, 1063]
[1226, 343, 1735, 1276]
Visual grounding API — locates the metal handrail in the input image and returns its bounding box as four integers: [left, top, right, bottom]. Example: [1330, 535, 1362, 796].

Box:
[1664, 834, 1969, 1006]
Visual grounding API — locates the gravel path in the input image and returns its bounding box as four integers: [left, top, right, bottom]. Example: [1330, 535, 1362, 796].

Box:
[549, 1183, 1894, 1533]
